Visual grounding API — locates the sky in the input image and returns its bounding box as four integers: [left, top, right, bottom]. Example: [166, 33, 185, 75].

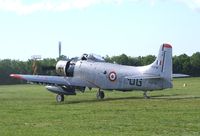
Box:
[0, 0, 200, 60]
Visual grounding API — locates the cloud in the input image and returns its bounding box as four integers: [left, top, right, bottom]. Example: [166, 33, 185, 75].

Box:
[0, 0, 200, 15]
[0, 0, 125, 15]
[178, 0, 200, 11]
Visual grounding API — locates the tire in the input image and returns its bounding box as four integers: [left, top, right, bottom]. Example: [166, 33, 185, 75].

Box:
[56, 94, 64, 102]
[99, 91, 105, 99]
[97, 91, 105, 99]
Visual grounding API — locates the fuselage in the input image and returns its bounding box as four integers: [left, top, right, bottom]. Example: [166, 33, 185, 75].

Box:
[55, 44, 173, 92]
[73, 60, 166, 91]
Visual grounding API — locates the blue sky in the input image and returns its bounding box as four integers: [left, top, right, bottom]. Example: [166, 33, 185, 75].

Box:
[0, 0, 200, 60]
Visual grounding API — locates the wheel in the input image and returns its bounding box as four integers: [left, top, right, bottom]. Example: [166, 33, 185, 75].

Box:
[99, 91, 105, 99]
[96, 90, 105, 99]
[143, 91, 150, 99]
[56, 94, 64, 102]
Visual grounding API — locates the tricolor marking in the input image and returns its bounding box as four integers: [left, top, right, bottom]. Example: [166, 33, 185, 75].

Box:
[108, 71, 117, 82]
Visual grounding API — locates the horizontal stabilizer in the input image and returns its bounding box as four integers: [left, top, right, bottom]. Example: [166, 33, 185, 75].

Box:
[125, 74, 189, 80]
[125, 74, 161, 80]
[172, 74, 189, 78]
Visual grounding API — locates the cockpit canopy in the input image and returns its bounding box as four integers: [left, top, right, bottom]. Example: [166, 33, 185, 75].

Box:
[80, 53, 105, 62]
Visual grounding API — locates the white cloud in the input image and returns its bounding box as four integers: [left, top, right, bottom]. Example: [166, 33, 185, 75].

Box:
[0, 0, 200, 15]
[178, 0, 200, 11]
[0, 0, 125, 15]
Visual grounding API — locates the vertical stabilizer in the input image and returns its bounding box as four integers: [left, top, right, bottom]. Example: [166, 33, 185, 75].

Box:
[148, 44, 173, 88]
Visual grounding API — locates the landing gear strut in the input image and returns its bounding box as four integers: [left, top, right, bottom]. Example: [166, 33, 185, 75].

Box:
[56, 94, 64, 102]
[96, 89, 105, 99]
[143, 91, 150, 99]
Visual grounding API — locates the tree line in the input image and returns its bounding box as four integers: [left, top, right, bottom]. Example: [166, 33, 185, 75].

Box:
[0, 52, 200, 85]
[0, 58, 57, 85]
[105, 52, 200, 76]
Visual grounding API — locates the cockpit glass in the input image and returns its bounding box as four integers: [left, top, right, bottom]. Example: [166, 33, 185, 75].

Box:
[80, 53, 105, 62]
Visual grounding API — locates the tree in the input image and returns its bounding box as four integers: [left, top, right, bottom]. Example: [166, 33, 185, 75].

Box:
[190, 52, 200, 76]
[111, 54, 129, 65]
[140, 55, 156, 66]
[173, 54, 191, 74]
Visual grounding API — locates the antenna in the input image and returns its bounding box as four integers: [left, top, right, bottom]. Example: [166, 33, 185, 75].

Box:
[59, 41, 61, 58]
[31, 55, 41, 75]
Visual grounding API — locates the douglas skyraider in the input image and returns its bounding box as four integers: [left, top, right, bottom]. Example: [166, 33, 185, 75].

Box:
[10, 44, 187, 102]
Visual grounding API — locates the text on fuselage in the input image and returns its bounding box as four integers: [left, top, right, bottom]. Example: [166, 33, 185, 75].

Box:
[128, 79, 143, 86]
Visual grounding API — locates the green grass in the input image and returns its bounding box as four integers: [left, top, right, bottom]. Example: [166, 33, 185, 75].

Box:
[0, 78, 200, 136]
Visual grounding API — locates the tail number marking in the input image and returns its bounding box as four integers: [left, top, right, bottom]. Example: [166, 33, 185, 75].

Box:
[128, 79, 142, 86]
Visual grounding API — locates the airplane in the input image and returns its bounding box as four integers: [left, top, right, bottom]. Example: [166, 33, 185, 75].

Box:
[10, 43, 187, 102]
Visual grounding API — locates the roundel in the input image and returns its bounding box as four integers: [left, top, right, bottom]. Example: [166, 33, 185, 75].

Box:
[108, 71, 117, 81]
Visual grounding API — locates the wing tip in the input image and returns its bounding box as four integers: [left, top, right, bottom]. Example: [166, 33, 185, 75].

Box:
[10, 74, 23, 79]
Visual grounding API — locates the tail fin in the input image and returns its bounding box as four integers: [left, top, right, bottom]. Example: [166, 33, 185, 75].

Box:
[148, 44, 173, 88]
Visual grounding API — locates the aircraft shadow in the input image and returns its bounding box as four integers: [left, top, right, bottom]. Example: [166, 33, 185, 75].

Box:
[150, 94, 200, 100]
[55, 94, 200, 105]
[56, 96, 143, 105]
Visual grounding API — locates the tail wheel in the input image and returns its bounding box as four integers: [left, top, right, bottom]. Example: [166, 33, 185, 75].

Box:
[56, 94, 64, 102]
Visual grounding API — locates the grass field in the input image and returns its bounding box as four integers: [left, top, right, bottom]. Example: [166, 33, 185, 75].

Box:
[0, 78, 200, 136]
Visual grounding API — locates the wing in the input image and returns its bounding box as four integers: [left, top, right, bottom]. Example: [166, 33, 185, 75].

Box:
[10, 74, 86, 87]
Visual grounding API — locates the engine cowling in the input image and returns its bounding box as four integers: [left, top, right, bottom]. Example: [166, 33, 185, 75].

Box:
[56, 60, 75, 77]
[56, 60, 68, 76]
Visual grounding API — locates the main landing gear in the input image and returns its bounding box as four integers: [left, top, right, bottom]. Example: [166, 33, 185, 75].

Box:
[96, 89, 105, 99]
[56, 94, 64, 102]
[143, 91, 150, 99]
